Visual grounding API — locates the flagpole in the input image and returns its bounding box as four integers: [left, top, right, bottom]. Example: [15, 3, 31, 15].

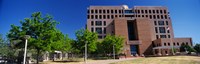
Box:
[168, 27, 175, 55]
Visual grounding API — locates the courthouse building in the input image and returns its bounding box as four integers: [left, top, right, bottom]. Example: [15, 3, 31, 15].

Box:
[86, 5, 192, 56]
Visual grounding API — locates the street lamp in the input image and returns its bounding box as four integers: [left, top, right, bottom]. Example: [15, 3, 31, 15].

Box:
[84, 41, 87, 64]
[23, 35, 30, 64]
[113, 44, 115, 60]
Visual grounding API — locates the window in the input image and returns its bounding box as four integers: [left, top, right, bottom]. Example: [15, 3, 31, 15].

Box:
[104, 28, 106, 34]
[154, 21, 157, 25]
[146, 15, 148, 17]
[96, 27, 102, 34]
[145, 10, 148, 13]
[99, 10, 102, 13]
[149, 10, 151, 14]
[107, 15, 110, 19]
[164, 43, 166, 46]
[138, 10, 140, 13]
[155, 27, 158, 33]
[115, 15, 118, 18]
[91, 15, 94, 19]
[103, 15, 106, 19]
[158, 21, 165, 25]
[115, 10, 117, 13]
[160, 35, 166, 38]
[159, 27, 166, 33]
[160, 10, 163, 14]
[156, 35, 159, 39]
[142, 15, 144, 17]
[91, 10, 94, 13]
[91, 27, 94, 32]
[91, 21, 94, 26]
[111, 10, 114, 13]
[150, 15, 152, 19]
[95, 21, 102, 26]
[177, 42, 180, 46]
[95, 10, 98, 13]
[156, 10, 159, 13]
[111, 15, 114, 19]
[167, 30, 170, 33]
[119, 10, 121, 13]
[153, 10, 155, 13]
[98, 36, 102, 39]
[161, 15, 163, 19]
[157, 15, 160, 19]
[165, 51, 167, 54]
[107, 10, 109, 13]
[186, 42, 188, 45]
[87, 15, 90, 19]
[104, 21, 106, 26]
[166, 21, 169, 25]
[168, 35, 170, 38]
[138, 15, 140, 17]
[153, 15, 156, 19]
[173, 42, 176, 46]
[87, 10, 90, 14]
[168, 43, 170, 46]
[141, 10, 144, 13]
[164, 10, 167, 14]
[165, 15, 168, 19]
[95, 15, 98, 19]
[99, 15, 102, 19]
[103, 10, 106, 13]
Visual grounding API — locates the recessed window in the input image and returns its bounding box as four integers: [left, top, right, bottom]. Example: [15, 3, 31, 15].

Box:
[156, 35, 159, 39]
[95, 10, 98, 13]
[166, 21, 169, 25]
[111, 15, 114, 19]
[103, 15, 106, 19]
[91, 15, 94, 19]
[115, 15, 118, 18]
[165, 51, 167, 54]
[154, 21, 157, 25]
[111, 10, 114, 13]
[107, 15, 110, 19]
[91, 21, 94, 26]
[104, 21, 106, 26]
[149, 10, 151, 14]
[119, 10, 121, 13]
[158, 21, 165, 25]
[95, 21, 102, 26]
[141, 10, 144, 13]
[153, 15, 156, 19]
[107, 10, 109, 13]
[160, 35, 166, 38]
[99, 15, 102, 19]
[104, 28, 106, 34]
[165, 15, 168, 19]
[146, 15, 148, 17]
[164, 10, 167, 14]
[159, 27, 166, 33]
[153, 10, 155, 13]
[161, 15, 163, 19]
[173, 42, 176, 46]
[115, 10, 117, 13]
[150, 15, 152, 19]
[99, 10, 102, 13]
[168, 35, 170, 38]
[177, 42, 179, 46]
[145, 10, 148, 13]
[96, 27, 102, 34]
[160, 10, 163, 14]
[156, 10, 159, 13]
[95, 15, 98, 19]
[91, 10, 94, 13]
[91, 27, 94, 32]
[157, 15, 160, 19]
[168, 43, 170, 46]
[138, 10, 140, 13]
[155, 27, 158, 33]
[164, 43, 166, 46]
[103, 10, 106, 13]
[98, 35, 102, 39]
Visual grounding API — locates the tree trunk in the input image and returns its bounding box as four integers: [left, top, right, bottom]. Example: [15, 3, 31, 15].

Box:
[36, 49, 40, 64]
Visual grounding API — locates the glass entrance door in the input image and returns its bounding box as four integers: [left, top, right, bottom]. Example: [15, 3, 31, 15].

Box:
[130, 45, 138, 56]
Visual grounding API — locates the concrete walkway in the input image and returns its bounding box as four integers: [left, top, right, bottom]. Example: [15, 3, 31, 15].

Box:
[84, 58, 138, 64]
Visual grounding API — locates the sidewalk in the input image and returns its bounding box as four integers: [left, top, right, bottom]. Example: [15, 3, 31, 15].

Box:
[84, 58, 138, 64]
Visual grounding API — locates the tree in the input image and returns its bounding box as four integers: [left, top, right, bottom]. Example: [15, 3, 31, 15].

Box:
[75, 28, 98, 54]
[7, 12, 62, 64]
[100, 35, 124, 56]
[180, 44, 196, 53]
[194, 44, 200, 54]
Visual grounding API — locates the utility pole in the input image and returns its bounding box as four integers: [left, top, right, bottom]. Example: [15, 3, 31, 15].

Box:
[113, 44, 115, 59]
[23, 35, 30, 64]
[84, 41, 87, 64]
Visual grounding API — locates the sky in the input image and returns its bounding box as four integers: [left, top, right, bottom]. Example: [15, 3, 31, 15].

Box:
[0, 0, 200, 44]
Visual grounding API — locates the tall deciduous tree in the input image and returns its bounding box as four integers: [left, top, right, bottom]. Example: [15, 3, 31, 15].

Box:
[75, 28, 98, 53]
[100, 35, 124, 55]
[7, 12, 62, 64]
[194, 44, 200, 54]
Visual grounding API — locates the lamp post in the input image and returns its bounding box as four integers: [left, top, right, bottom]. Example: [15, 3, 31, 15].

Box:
[84, 41, 87, 64]
[113, 44, 115, 60]
[23, 35, 30, 64]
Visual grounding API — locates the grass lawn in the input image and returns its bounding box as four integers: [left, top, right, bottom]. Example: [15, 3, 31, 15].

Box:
[111, 56, 200, 64]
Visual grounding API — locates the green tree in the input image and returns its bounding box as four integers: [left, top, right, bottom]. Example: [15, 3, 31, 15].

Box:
[75, 28, 98, 54]
[100, 35, 124, 56]
[7, 12, 62, 64]
[194, 44, 200, 54]
[180, 44, 196, 53]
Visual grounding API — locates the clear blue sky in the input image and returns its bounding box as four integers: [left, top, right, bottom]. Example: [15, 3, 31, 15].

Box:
[0, 0, 200, 44]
